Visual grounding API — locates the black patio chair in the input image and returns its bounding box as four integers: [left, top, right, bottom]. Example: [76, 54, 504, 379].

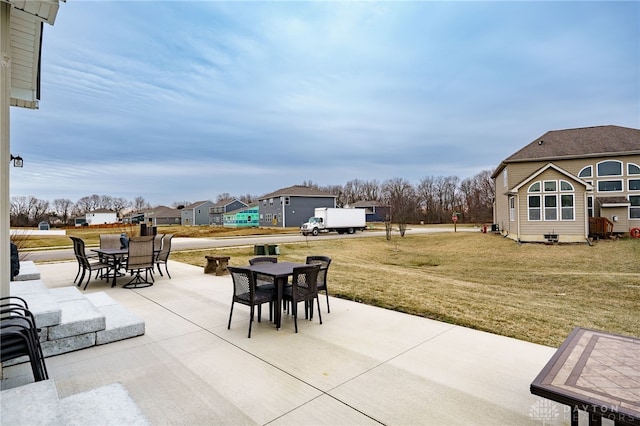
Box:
[306, 255, 332, 313]
[0, 297, 49, 382]
[282, 264, 322, 333]
[227, 266, 276, 338]
[71, 236, 112, 290]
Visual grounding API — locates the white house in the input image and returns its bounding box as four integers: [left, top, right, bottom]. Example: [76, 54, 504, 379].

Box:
[84, 209, 118, 226]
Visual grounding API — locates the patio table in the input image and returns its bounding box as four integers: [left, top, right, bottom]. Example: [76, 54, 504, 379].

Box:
[92, 248, 127, 288]
[530, 327, 640, 426]
[245, 261, 307, 329]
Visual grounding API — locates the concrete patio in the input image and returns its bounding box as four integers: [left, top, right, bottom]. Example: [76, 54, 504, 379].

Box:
[2, 259, 577, 425]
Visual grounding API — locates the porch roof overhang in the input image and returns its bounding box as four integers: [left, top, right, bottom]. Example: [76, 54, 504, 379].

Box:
[597, 197, 631, 208]
[5, 0, 62, 109]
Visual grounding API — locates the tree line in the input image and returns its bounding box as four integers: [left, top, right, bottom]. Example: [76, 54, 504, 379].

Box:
[9, 170, 494, 227]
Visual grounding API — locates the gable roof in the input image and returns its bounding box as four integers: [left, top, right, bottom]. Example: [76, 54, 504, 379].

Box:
[352, 200, 388, 208]
[183, 200, 211, 210]
[211, 198, 247, 208]
[493, 125, 640, 178]
[510, 163, 593, 193]
[259, 185, 335, 199]
[146, 206, 180, 218]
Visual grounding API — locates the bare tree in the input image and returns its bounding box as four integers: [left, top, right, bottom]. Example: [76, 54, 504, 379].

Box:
[382, 178, 418, 237]
[112, 197, 130, 219]
[172, 201, 191, 209]
[98, 195, 114, 210]
[132, 196, 150, 211]
[216, 193, 232, 202]
[361, 179, 381, 201]
[460, 170, 494, 223]
[10, 196, 30, 226]
[53, 198, 74, 225]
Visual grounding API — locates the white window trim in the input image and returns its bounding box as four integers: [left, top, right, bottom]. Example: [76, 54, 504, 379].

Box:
[627, 162, 640, 175]
[596, 160, 623, 177]
[544, 194, 558, 221]
[509, 197, 515, 221]
[629, 195, 640, 220]
[578, 165, 593, 178]
[627, 178, 640, 192]
[597, 180, 624, 193]
[560, 194, 575, 221]
[528, 195, 541, 221]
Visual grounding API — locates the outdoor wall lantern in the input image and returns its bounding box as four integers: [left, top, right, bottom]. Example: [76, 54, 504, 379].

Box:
[10, 154, 23, 168]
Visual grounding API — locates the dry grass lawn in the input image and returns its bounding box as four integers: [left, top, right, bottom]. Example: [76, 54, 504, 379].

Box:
[171, 232, 640, 347]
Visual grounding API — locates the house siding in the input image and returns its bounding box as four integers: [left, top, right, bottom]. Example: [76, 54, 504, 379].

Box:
[515, 168, 588, 242]
[259, 196, 334, 228]
[496, 152, 640, 241]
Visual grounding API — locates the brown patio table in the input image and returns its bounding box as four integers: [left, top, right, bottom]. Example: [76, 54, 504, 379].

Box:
[245, 261, 307, 330]
[530, 327, 640, 426]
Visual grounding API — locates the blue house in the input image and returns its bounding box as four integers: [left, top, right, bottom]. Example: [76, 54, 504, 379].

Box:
[209, 199, 248, 225]
[223, 204, 259, 227]
[258, 185, 336, 228]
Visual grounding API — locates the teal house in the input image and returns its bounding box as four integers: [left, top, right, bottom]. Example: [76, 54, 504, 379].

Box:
[223, 204, 259, 227]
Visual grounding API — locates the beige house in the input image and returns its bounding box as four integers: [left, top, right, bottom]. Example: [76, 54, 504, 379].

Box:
[492, 125, 640, 243]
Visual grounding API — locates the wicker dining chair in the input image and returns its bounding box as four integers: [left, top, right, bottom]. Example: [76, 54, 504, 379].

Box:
[282, 264, 322, 333]
[248, 256, 278, 291]
[227, 266, 276, 338]
[306, 255, 332, 313]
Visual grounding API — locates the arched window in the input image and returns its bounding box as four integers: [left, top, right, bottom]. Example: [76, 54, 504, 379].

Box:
[597, 160, 623, 192]
[578, 166, 592, 178]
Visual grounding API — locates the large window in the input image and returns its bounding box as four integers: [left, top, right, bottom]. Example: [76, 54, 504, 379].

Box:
[528, 195, 541, 220]
[630, 196, 640, 219]
[629, 163, 640, 192]
[596, 160, 623, 192]
[597, 160, 622, 177]
[527, 179, 575, 221]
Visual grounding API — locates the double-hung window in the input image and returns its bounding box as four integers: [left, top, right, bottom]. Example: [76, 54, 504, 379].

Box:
[628, 163, 640, 192]
[527, 179, 575, 221]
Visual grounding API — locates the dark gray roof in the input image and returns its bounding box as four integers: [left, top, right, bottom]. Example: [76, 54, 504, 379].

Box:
[146, 206, 180, 218]
[506, 125, 640, 162]
[596, 196, 631, 206]
[211, 198, 246, 208]
[352, 200, 388, 208]
[184, 200, 211, 209]
[259, 185, 335, 199]
[492, 125, 640, 178]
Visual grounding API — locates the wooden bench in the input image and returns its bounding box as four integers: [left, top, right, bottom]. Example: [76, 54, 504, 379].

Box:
[204, 255, 230, 276]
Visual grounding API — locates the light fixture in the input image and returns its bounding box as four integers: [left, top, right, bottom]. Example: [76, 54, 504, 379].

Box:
[10, 154, 23, 168]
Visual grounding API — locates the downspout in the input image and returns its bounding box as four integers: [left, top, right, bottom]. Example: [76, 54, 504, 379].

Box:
[1, 3, 12, 299]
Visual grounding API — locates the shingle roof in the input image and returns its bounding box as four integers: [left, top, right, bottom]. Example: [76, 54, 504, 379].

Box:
[184, 200, 211, 209]
[259, 185, 335, 199]
[492, 125, 640, 178]
[505, 125, 640, 162]
[146, 206, 180, 218]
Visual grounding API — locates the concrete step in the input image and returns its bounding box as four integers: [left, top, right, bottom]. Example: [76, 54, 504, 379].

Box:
[7, 279, 144, 361]
[12, 260, 41, 281]
[1, 379, 149, 425]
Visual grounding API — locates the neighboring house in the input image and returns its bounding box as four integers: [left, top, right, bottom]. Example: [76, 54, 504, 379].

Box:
[492, 125, 640, 243]
[258, 185, 336, 228]
[223, 204, 259, 227]
[181, 201, 214, 226]
[145, 206, 181, 226]
[209, 199, 248, 225]
[351, 200, 391, 222]
[84, 209, 118, 225]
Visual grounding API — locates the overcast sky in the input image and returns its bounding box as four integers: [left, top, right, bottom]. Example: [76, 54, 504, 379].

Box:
[9, 1, 639, 207]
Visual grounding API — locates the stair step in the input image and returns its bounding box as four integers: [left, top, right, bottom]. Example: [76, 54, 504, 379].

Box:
[58, 382, 149, 425]
[9, 280, 62, 327]
[0, 379, 62, 425]
[1, 380, 149, 425]
[84, 293, 145, 345]
[12, 260, 41, 281]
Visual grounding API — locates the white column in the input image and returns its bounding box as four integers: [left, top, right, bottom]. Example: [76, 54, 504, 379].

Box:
[1, 2, 11, 299]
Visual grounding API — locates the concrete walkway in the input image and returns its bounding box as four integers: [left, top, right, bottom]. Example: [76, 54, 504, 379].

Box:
[2, 260, 573, 425]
